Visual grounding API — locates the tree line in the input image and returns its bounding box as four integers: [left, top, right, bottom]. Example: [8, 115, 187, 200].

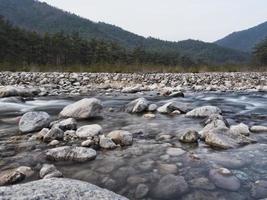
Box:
[253, 38, 267, 65]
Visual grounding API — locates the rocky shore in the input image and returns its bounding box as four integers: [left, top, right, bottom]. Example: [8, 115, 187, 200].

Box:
[0, 72, 266, 96]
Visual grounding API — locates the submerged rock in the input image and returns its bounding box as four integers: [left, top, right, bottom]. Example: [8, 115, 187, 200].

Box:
[250, 125, 267, 133]
[148, 104, 158, 112]
[186, 106, 221, 117]
[135, 184, 149, 199]
[76, 124, 103, 138]
[52, 118, 77, 131]
[0, 178, 129, 200]
[157, 102, 186, 114]
[166, 148, 186, 156]
[99, 135, 117, 149]
[59, 98, 103, 119]
[230, 123, 250, 136]
[179, 130, 200, 143]
[209, 168, 241, 191]
[107, 130, 133, 146]
[153, 174, 188, 199]
[46, 146, 97, 162]
[125, 98, 149, 113]
[19, 111, 51, 133]
[40, 164, 63, 179]
[251, 180, 267, 199]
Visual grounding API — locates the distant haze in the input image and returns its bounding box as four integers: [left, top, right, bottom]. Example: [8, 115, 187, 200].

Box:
[40, 0, 267, 42]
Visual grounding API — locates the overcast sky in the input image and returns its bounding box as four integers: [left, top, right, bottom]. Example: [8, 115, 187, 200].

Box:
[40, 0, 267, 42]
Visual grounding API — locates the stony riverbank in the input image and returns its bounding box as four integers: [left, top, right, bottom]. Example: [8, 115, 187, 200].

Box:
[0, 72, 267, 96]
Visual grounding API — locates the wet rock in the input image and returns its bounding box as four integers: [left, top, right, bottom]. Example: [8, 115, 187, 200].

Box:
[0, 96, 25, 103]
[179, 130, 200, 143]
[19, 111, 51, 133]
[53, 118, 77, 131]
[59, 98, 103, 119]
[0, 86, 18, 98]
[0, 169, 25, 186]
[122, 85, 142, 93]
[153, 174, 188, 199]
[148, 104, 158, 112]
[189, 177, 215, 190]
[0, 86, 40, 98]
[35, 128, 49, 140]
[157, 102, 184, 114]
[251, 180, 267, 199]
[81, 139, 94, 147]
[46, 146, 97, 162]
[16, 166, 34, 178]
[40, 164, 63, 179]
[230, 123, 250, 136]
[64, 130, 77, 141]
[158, 163, 178, 174]
[43, 127, 64, 142]
[107, 130, 133, 146]
[125, 98, 149, 113]
[135, 184, 149, 199]
[76, 124, 103, 138]
[143, 113, 156, 119]
[209, 168, 241, 191]
[0, 178, 129, 200]
[169, 91, 184, 97]
[99, 135, 117, 149]
[186, 106, 221, 117]
[200, 119, 228, 138]
[48, 140, 60, 146]
[166, 147, 186, 156]
[204, 114, 229, 127]
[127, 176, 146, 186]
[250, 125, 267, 133]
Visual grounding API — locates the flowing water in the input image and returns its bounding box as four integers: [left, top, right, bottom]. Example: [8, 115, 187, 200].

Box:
[0, 92, 267, 200]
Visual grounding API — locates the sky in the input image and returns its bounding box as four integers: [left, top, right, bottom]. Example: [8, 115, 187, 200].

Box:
[40, 0, 267, 42]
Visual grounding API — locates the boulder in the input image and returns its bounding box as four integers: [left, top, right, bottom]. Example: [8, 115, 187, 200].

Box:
[153, 175, 188, 199]
[209, 168, 240, 191]
[121, 85, 142, 93]
[64, 130, 77, 141]
[0, 178, 129, 200]
[157, 102, 186, 114]
[186, 106, 221, 117]
[125, 98, 149, 113]
[0, 170, 25, 186]
[19, 112, 51, 133]
[250, 125, 267, 133]
[169, 91, 184, 97]
[46, 146, 97, 162]
[40, 164, 63, 179]
[0, 86, 40, 98]
[59, 98, 102, 119]
[135, 184, 149, 199]
[52, 118, 77, 131]
[76, 124, 103, 138]
[143, 113, 156, 119]
[99, 135, 117, 149]
[230, 123, 250, 136]
[148, 104, 158, 112]
[81, 139, 94, 147]
[179, 130, 200, 143]
[107, 130, 133, 146]
[43, 127, 64, 142]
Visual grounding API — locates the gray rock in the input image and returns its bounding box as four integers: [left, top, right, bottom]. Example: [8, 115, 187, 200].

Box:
[143, 113, 156, 119]
[121, 85, 142, 93]
[107, 130, 133, 146]
[230, 123, 250, 136]
[0, 178, 129, 200]
[158, 163, 178, 174]
[251, 180, 267, 199]
[43, 127, 64, 142]
[148, 104, 158, 112]
[64, 130, 77, 141]
[0, 86, 40, 98]
[169, 91, 184, 97]
[125, 98, 148, 113]
[48, 140, 60, 146]
[53, 118, 77, 131]
[250, 125, 267, 133]
[179, 130, 200, 143]
[166, 147, 186, 156]
[157, 102, 184, 114]
[209, 168, 241, 191]
[59, 98, 103, 119]
[19, 112, 51, 133]
[81, 139, 94, 147]
[153, 174, 188, 199]
[40, 164, 63, 179]
[0, 97, 24, 103]
[99, 135, 117, 149]
[0, 169, 25, 186]
[189, 177, 215, 190]
[76, 124, 103, 138]
[186, 106, 222, 117]
[46, 146, 97, 162]
[135, 184, 149, 199]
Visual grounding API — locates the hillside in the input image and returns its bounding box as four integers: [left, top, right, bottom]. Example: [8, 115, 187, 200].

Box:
[216, 21, 267, 52]
[0, 0, 249, 64]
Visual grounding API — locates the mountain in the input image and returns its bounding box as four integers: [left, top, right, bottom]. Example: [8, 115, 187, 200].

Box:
[215, 21, 267, 52]
[0, 0, 249, 64]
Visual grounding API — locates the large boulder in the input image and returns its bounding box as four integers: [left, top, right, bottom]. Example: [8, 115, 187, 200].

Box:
[0, 178, 129, 200]
[153, 174, 188, 199]
[125, 98, 148, 113]
[76, 124, 103, 138]
[186, 106, 222, 117]
[59, 98, 103, 119]
[19, 112, 51, 133]
[46, 146, 97, 162]
[107, 130, 133, 146]
[157, 102, 188, 114]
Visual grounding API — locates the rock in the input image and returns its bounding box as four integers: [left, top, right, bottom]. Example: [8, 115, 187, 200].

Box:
[59, 98, 103, 119]
[125, 98, 149, 113]
[251, 180, 267, 199]
[122, 85, 142, 93]
[166, 147, 186, 156]
[158, 163, 178, 174]
[53, 118, 77, 131]
[157, 102, 184, 114]
[99, 135, 117, 149]
[48, 140, 60, 146]
[230, 123, 250, 136]
[200, 119, 228, 138]
[204, 114, 229, 127]
[143, 113, 156, 119]
[81, 139, 94, 147]
[153, 175, 188, 199]
[107, 130, 133, 146]
[169, 91, 184, 97]
[19, 112, 51, 133]
[36, 128, 50, 140]
[189, 177, 215, 190]
[0, 97, 24, 103]
[179, 130, 200, 143]
[250, 125, 267, 133]
[64, 130, 77, 141]
[0, 169, 25, 186]
[43, 127, 64, 142]
[127, 176, 146, 186]
[148, 104, 158, 112]
[0, 86, 40, 98]
[0, 86, 18, 98]
[76, 124, 103, 138]
[0, 178, 129, 200]
[40, 164, 63, 179]
[135, 184, 149, 199]
[186, 106, 221, 117]
[46, 146, 97, 162]
[209, 168, 241, 191]
[16, 166, 34, 178]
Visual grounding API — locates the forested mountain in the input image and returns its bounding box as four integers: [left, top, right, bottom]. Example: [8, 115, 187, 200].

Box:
[253, 38, 267, 65]
[216, 21, 267, 52]
[0, 0, 249, 65]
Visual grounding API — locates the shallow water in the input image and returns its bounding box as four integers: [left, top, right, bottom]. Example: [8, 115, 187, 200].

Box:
[0, 91, 267, 200]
